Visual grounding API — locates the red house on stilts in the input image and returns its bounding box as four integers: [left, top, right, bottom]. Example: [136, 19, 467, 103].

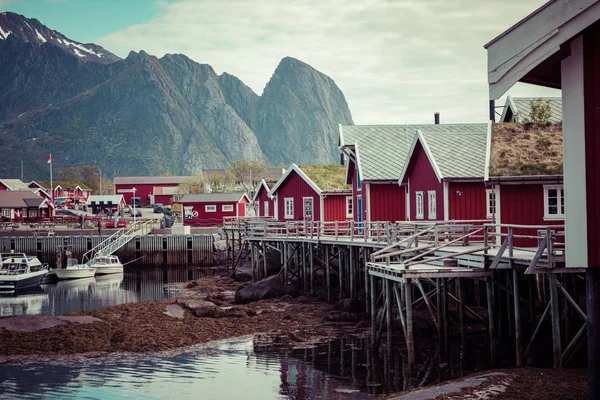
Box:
[180, 193, 249, 227]
[252, 180, 274, 218]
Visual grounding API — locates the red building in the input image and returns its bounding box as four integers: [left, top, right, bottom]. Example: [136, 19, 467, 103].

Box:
[31, 181, 91, 206]
[268, 164, 351, 222]
[339, 123, 489, 224]
[253, 180, 274, 218]
[114, 176, 192, 206]
[0, 191, 54, 220]
[180, 193, 250, 226]
[399, 127, 490, 221]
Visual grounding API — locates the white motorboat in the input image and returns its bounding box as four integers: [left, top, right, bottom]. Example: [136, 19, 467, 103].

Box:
[0, 253, 48, 291]
[88, 255, 124, 275]
[53, 258, 96, 280]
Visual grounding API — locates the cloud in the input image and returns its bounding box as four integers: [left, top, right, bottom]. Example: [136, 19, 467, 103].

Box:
[97, 0, 559, 124]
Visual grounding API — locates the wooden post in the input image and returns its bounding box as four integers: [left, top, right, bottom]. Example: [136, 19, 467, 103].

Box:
[365, 249, 370, 313]
[587, 268, 600, 400]
[251, 243, 256, 283]
[225, 231, 230, 272]
[326, 245, 331, 302]
[262, 241, 267, 279]
[549, 274, 562, 368]
[370, 274, 376, 338]
[457, 278, 466, 370]
[513, 269, 523, 367]
[339, 248, 344, 300]
[283, 241, 288, 282]
[385, 279, 393, 364]
[405, 279, 415, 369]
[441, 278, 448, 363]
[301, 242, 306, 290]
[486, 276, 496, 367]
[349, 246, 354, 298]
[309, 243, 314, 295]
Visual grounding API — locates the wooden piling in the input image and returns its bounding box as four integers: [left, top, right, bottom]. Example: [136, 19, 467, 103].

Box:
[262, 241, 267, 278]
[339, 247, 343, 300]
[309, 243, 314, 295]
[513, 269, 523, 367]
[405, 279, 415, 369]
[486, 277, 496, 367]
[457, 277, 466, 370]
[370, 274, 376, 338]
[349, 246, 354, 298]
[587, 269, 600, 400]
[325, 245, 331, 302]
[385, 278, 393, 366]
[549, 274, 562, 368]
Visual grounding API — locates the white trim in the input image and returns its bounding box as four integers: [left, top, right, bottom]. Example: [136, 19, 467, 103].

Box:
[415, 191, 424, 220]
[355, 145, 364, 191]
[252, 180, 269, 202]
[427, 190, 437, 220]
[284, 197, 294, 219]
[263, 200, 269, 217]
[484, 120, 492, 181]
[365, 182, 371, 223]
[419, 131, 443, 181]
[222, 204, 234, 212]
[485, 188, 499, 219]
[205, 205, 216, 212]
[543, 184, 565, 220]
[346, 196, 353, 218]
[443, 182, 449, 221]
[273, 195, 278, 220]
[303, 197, 314, 220]
[405, 179, 410, 221]
[398, 130, 443, 185]
[356, 194, 363, 224]
[499, 95, 517, 123]
[268, 164, 322, 198]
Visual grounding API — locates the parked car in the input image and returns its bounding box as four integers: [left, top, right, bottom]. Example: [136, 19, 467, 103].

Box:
[117, 219, 128, 228]
[105, 220, 115, 228]
[134, 209, 142, 218]
[131, 197, 142, 209]
[153, 203, 164, 213]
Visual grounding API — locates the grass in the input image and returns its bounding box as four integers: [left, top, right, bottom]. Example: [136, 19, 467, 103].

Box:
[299, 164, 350, 190]
[489, 122, 563, 177]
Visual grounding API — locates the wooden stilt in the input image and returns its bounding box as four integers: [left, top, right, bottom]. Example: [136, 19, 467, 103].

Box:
[326, 246, 331, 302]
[405, 279, 415, 369]
[225, 231, 230, 272]
[339, 247, 343, 300]
[393, 284, 407, 337]
[441, 278, 448, 363]
[587, 269, 600, 400]
[365, 249, 370, 313]
[262, 241, 267, 279]
[486, 277, 496, 367]
[385, 279, 393, 366]
[309, 243, 314, 295]
[283, 241, 288, 282]
[513, 269, 523, 367]
[549, 274, 562, 368]
[370, 274, 376, 338]
[349, 246, 354, 298]
[457, 277, 466, 370]
[251, 243, 256, 283]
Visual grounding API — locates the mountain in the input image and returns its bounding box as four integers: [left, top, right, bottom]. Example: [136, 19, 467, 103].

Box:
[0, 12, 354, 178]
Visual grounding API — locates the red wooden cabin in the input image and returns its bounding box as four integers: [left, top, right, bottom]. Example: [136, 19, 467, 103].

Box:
[114, 176, 192, 206]
[398, 127, 490, 222]
[0, 191, 54, 220]
[180, 193, 249, 227]
[252, 180, 274, 218]
[268, 164, 351, 222]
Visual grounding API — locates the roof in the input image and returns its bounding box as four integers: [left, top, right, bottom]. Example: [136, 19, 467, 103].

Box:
[340, 123, 489, 181]
[36, 180, 91, 191]
[0, 191, 45, 208]
[113, 176, 195, 185]
[485, 0, 600, 98]
[501, 96, 562, 123]
[399, 130, 489, 183]
[180, 193, 249, 203]
[298, 165, 349, 190]
[0, 179, 31, 191]
[488, 122, 563, 177]
[268, 164, 323, 197]
[252, 180, 270, 202]
[87, 195, 125, 205]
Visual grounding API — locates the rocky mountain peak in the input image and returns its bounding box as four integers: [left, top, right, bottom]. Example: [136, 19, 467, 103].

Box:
[0, 12, 120, 64]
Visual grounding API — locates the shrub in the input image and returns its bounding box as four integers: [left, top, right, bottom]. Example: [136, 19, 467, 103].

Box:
[527, 99, 552, 125]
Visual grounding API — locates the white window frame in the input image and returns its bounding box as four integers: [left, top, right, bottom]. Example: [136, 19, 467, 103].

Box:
[184, 206, 194, 220]
[486, 189, 498, 219]
[29, 209, 38, 218]
[346, 196, 353, 218]
[415, 192, 424, 220]
[427, 190, 437, 220]
[284, 198, 294, 219]
[221, 204, 234, 212]
[263, 201, 269, 217]
[1, 209, 10, 218]
[303, 197, 313, 220]
[543, 185, 565, 220]
[205, 205, 217, 213]
[356, 170, 362, 191]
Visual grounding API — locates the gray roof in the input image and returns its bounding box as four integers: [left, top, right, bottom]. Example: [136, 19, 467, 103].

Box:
[87, 195, 124, 205]
[340, 123, 489, 181]
[0, 179, 31, 191]
[113, 176, 195, 185]
[23, 197, 44, 207]
[180, 193, 248, 203]
[501, 96, 562, 123]
[419, 131, 488, 179]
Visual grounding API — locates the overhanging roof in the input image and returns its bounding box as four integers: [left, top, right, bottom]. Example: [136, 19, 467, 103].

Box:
[180, 192, 249, 203]
[268, 164, 322, 198]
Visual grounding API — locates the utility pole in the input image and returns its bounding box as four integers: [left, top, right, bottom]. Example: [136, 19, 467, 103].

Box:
[99, 167, 102, 195]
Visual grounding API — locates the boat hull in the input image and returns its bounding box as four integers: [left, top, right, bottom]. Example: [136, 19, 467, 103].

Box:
[0, 270, 48, 291]
[94, 265, 124, 275]
[54, 268, 96, 280]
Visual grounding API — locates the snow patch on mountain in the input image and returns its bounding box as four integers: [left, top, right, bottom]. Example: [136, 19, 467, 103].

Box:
[0, 25, 11, 39]
[35, 29, 46, 43]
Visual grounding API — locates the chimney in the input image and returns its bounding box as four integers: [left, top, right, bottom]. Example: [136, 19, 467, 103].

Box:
[489, 100, 496, 122]
[434, 112, 440, 125]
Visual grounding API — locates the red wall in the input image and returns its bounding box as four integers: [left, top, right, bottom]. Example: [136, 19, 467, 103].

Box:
[499, 184, 563, 247]
[273, 170, 320, 221]
[0, 183, 8, 191]
[323, 193, 350, 222]
[255, 186, 274, 217]
[154, 194, 173, 205]
[369, 183, 406, 222]
[182, 199, 247, 227]
[115, 183, 179, 205]
[406, 143, 443, 221]
[449, 182, 487, 220]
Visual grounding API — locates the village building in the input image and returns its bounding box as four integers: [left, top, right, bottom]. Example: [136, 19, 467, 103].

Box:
[339, 123, 489, 224]
[180, 193, 249, 227]
[398, 126, 490, 222]
[252, 180, 275, 218]
[30, 181, 91, 206]
[0, 179, 32, 192]
[86, 195, 126, 215]
[499, 96, 562, 123]
[0, 191, 54, 220]
[268, 164, 351, 222]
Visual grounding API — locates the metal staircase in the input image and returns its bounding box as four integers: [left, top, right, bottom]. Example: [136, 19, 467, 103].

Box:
[82, 221, 153, 264]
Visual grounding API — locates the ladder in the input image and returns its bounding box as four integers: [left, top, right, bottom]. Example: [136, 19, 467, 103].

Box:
[82, 220, 153, 263]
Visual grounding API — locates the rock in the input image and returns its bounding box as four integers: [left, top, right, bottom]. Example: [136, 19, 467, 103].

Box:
[333, 298, 366, 314]
[221, 309, 248, 318]
[234, 275, 290, 304]
[193, 306, 220, 318]
[213, 240, 228, 252]
[164, 304, 185, 319]
[186, 281, 199, 288]
[181, 299, 216, 310]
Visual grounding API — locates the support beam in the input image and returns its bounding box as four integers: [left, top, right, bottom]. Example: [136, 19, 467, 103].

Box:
[326, 246, 331, 303]
[457, 278, 466, 370]
[385, 279, 393, 366]
[549, 274, 562, 368]
[405, 279, 415, 369]
[513, 269, 523, 367]
[370, 274, 376, 338]
[587, 269, 600, 400]
[309, 244, 314, 295]
[486, 277, 496, 367]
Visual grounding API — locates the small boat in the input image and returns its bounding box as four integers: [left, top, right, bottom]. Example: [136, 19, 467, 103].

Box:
[55, 276, 96, 290]
[53, 259, 96, 280]
[0, 253, 49, 291]
[88, 255, 124, 275]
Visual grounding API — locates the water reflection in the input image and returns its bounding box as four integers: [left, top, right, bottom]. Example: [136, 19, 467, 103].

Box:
[0, 267, 223, 317]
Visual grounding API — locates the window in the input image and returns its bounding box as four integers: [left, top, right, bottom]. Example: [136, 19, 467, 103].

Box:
[205, 205, 217, 212]
[284, 198, 294, 219]
[263, 201, 269, 217]
[346, 196, 353, 218]
[415, 192, 424, 219]
[222, 204, 234, 212]
[428, 191, 436, 220]
[486, 189, 498, 219]
[184, 206, 193, 220]
[544, 185, 565, 219]
[1, 209, 10, 218]
[29, 209, 38, 218]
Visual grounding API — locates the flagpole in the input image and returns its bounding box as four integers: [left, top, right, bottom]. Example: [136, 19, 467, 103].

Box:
[49, 154, 53, 206]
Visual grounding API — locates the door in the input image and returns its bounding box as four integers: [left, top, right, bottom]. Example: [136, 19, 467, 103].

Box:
[303, 197, 313, 220]
[357, 195, 363, 234]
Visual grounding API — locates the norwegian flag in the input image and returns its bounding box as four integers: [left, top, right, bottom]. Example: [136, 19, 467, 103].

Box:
[47, 154, 51, 164]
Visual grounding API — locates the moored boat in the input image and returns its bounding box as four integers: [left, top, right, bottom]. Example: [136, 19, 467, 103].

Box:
[53, 261, 96, 280]
[0, 253, 48, 291]
[88, 255, 124, 275]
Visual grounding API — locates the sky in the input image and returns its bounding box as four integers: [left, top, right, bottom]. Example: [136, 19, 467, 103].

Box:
[2, 0, 561, 125]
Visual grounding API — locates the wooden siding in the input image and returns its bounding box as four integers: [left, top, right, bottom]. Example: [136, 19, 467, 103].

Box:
[369, 183, 406, 222]
[182, 200, 244, 227]
[449, 182, 487, 220]
[405, 142, 443, 221]
[348, 160, 367, 223]
[323, 193, 350, 222]
[499, 184, 563, 247]
[255, 185, 273, 217]
[115, 183, 179, 205]
[273, 170, 320, 221]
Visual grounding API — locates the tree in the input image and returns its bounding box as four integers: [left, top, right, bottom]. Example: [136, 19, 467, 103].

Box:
[228, 159, 268, 195]
[173, 175, 205, 202]
[58, 167, 80, 182]
[526, 99, 552, 125]
[208, 170, 234, 193]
